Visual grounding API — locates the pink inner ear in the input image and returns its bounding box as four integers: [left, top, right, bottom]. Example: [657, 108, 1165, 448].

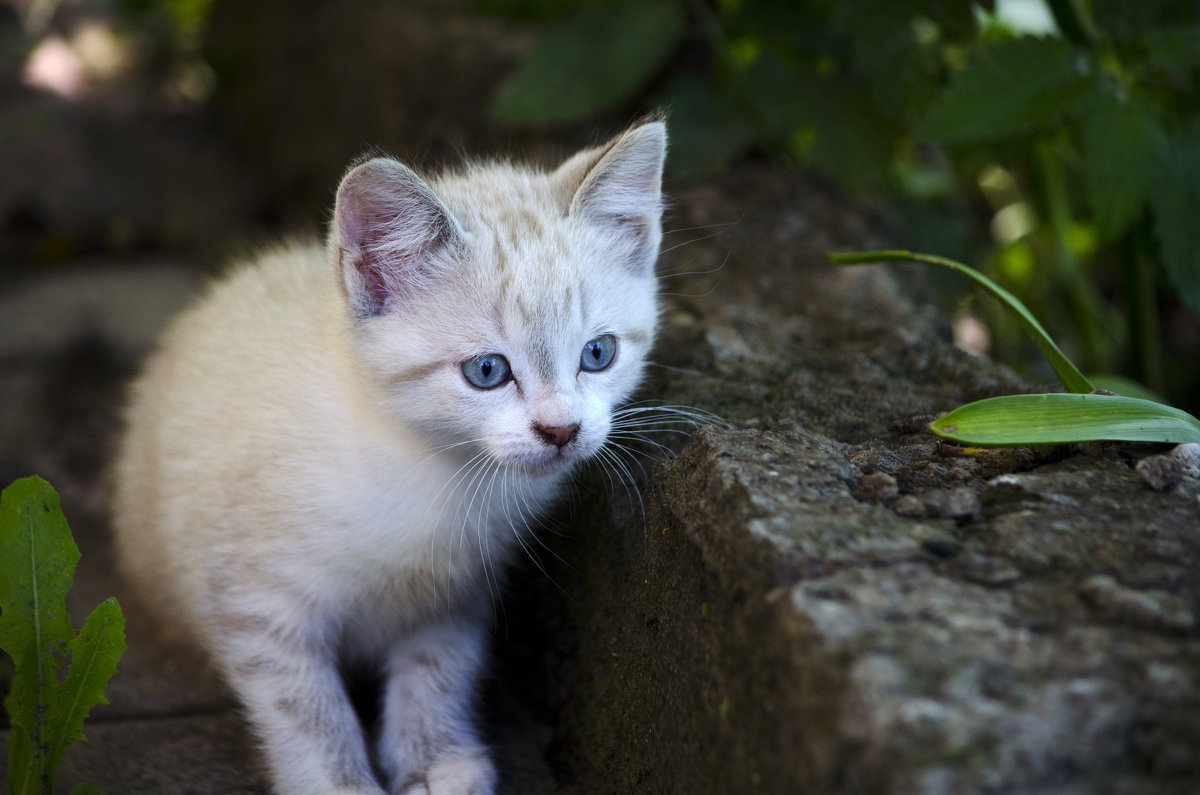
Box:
[334, 159, 461, 316]
[338, 203, 400, 315]
[356, 251, 394, 313]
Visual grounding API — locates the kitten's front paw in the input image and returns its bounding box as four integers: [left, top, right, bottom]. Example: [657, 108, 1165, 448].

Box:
[396, 751, 496, 795]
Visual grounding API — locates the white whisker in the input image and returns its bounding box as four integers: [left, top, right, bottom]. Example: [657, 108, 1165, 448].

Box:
[657, 218, 740, 257]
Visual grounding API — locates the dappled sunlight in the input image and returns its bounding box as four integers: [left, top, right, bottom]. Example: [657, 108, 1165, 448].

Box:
[22, 21, 130, 100]
[10, 0, 214, 110]
[952, 311, 991, 357]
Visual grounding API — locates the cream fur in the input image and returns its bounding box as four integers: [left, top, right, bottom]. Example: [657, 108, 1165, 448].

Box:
[112, 121, 667, 794]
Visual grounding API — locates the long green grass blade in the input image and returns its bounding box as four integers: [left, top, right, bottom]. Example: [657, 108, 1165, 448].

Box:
[929, 393, 1200, 446]
[828, 249, 1096, 394]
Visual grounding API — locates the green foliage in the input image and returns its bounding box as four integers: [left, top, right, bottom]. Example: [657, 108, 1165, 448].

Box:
[1, 477, 125, 795]
[1152, 121, 1200, 318]
[483, 0, 1200, 414]
[105, 0, 212, 42]
[915, 36, 1090, 143]
[1080, 88, 1168, 241]
[832, 249, 1200, 448]
[492, 0, 685, 125]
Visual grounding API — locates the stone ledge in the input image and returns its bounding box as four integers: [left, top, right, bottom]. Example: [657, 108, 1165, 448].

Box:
[544, 423, 1200, 794]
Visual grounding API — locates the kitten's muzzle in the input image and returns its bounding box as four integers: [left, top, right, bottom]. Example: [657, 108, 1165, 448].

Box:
[533, 422, 580, 449]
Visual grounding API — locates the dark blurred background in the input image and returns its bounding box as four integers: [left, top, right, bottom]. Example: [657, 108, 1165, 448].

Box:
[2, 0, 1197, 410]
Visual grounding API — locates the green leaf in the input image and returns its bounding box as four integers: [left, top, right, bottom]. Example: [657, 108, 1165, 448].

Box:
[47, 598, 125, 776]
[1141, 26, 1200, 77]
[740, 53, 896, 190]
[1092, 0, 1191, 40]
[1151, 122, 1200, 318]
[1, 476, 79, 795]
[1, 477, 124, 795]
[492, 0, 685, 125]
[915, 36, 1091, 143]
[929, 392, 1200, 446]
[828, 0, 976, 122]
[656, 76, 754, 180]
[828, 249, 1095, 393]
[1147, 120, 1200, 319]
[1080, 86, 1167, 240]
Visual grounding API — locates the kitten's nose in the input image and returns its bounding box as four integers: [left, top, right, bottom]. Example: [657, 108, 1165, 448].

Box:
[533, 422, 580, 449]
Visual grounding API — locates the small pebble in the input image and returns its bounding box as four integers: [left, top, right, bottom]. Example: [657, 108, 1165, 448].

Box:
[958, 553, 1021, 586]
[1078, 575, 1195, 632]
[892, 494, 926, 519]
[856, 471, 899, 505]
[1170, 443, 1200, 479]
[923, 487, 980, 520]
[1136, 455, 1184, 492]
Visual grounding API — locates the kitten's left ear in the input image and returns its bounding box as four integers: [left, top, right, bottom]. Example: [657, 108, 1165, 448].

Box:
[560, 120, 667, 276]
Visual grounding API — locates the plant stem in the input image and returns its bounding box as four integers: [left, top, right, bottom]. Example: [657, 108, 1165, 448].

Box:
[1044, 0, 1099, 47]
[1123, 219, 1163, 394]
[1032, 137, 1112, 373]
[828, 249, 1095, 394]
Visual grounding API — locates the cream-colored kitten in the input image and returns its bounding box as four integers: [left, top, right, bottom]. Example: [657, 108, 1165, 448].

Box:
[112, 121, 666, 795]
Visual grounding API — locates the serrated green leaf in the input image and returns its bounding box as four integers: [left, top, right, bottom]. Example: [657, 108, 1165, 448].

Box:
[740, 53, 896, 190]
[828, 0, 975, 121]
[930, 393, 1200, 446]
[1081, 86, 1167, 240]
[1142, 26, 1200, 77]
[915, 36, 1091, 143]
[1151, 122, 1200, 318]
[1092, 0, 1187, 40]
[1, 477, 124, 795]
[656, 76, 754, 179]
[47, 598, 125, 776]
[1, 476, 79, 795]
[829, 249, 1095, 393]
[492, 0, 685, 125]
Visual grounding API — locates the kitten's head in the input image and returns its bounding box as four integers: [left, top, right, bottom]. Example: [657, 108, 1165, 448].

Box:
[331, 120, 666, 476]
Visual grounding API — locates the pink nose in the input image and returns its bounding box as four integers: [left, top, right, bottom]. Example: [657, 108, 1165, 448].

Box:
[533, 423, 580, 448]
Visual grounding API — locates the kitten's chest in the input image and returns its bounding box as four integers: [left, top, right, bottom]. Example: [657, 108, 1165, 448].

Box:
[305, 441, 564, 593]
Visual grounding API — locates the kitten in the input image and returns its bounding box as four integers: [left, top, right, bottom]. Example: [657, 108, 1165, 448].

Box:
[112, 120, 667, 794]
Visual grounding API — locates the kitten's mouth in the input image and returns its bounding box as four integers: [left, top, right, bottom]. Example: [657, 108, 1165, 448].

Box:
[515, 446, 584, 477]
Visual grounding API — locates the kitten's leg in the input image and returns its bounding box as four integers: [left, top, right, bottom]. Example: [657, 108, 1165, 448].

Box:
[218, 617, 382, 795]
[378, 616, 496, 795]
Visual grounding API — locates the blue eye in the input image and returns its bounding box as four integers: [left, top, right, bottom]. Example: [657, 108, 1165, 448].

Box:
[580, 335, 617, 372]
[462, 354, 512, 389]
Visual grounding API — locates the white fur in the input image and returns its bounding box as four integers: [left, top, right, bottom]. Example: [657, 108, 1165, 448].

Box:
[113, 122, 667, 794]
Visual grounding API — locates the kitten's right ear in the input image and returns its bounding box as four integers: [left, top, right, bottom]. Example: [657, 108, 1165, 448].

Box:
[333, 157, 462, 316]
